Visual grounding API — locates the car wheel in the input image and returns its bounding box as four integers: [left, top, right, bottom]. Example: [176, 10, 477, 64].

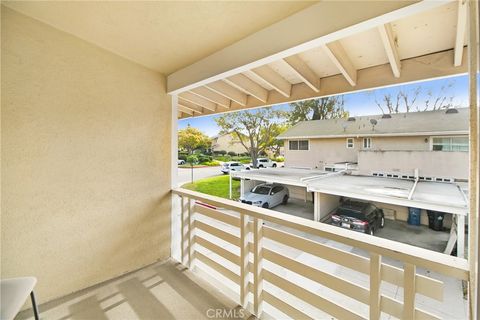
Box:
[262, 202, 269, 209]
[272, 163, 277, 168]
[246, 167, 250, 170]
[380, 216, 385, 228]
[369, 229, 374, 236]
[259, 165, 264, 168]
[282, 195, 288, 205]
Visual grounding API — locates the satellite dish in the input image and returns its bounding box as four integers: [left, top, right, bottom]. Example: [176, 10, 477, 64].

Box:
[370, 119, 378, 131]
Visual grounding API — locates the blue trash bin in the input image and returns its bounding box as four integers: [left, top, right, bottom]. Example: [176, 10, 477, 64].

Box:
[407, 207, 421, 225]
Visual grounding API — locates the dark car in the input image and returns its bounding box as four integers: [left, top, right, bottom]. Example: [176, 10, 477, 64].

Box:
[331, 200, 385, 235]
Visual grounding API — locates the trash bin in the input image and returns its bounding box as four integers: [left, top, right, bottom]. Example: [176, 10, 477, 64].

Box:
[427, 210, 445, 231]
[407, 207, 421, 226]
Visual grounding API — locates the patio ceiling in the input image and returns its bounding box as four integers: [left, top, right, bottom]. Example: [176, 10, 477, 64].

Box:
[170, 0, 468, 119]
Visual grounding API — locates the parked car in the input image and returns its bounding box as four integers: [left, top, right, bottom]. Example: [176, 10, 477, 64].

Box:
[178, 159, 186, 165]
[240, 183, 289, 209]
[256, 158, 277, 168]
[221, 162, 247, 174]
[330, 200, 385, 235]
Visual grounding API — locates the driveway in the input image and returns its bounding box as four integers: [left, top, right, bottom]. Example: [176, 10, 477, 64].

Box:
[177, 166, 223, 185]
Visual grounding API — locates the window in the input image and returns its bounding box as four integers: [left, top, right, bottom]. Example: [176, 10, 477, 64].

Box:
[271, 186, 283, 194]
[289, 140, 309, 150]
[346, 138, 354, 149]
[363, 138, 372, 149]
[432, 136, 468, 151]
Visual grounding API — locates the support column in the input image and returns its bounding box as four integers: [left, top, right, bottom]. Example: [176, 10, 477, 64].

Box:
[458, 214, 465, 259]
[240, 179, 245, 198]
[314, 192, 320, 222]
[467, 0, 479, 318]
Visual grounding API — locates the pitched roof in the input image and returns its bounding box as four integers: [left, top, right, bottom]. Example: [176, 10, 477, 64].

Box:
[277, 108, 469, 139]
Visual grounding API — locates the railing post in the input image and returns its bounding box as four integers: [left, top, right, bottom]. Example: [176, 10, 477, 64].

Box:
[403, 263, 416, 320]
[253, 218, 264, 317]
[180, 196, 186, 265]
[369, 253, 382, 320]
[187, 198, 195, 268]
[240, 214, 249, 308]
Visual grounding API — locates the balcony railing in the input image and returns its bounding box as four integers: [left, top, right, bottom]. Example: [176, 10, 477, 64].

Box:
[172, 188, 469, 319]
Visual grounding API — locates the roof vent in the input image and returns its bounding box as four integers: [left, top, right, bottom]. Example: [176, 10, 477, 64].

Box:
[381, 114, 392, 119]
[445, 108, 458, 114]
[347, 117, 356, 121]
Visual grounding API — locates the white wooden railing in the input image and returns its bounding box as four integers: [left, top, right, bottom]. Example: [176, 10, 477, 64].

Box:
[172, 188, 470, 320]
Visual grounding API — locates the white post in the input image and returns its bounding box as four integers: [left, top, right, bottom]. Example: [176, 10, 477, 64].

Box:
[229, 173, 233, 199]
[369, 253, 382, 320]
[170, 95, 180, 260]
[240, 179, 245, 198]
[457, 214, 465, 259]
[314, 192, 320, 222]
[253, 218, 264, 317]
[403, 263, 416, 320]
[239, 214, 249, 308]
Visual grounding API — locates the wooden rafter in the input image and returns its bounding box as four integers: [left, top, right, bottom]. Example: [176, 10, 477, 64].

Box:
[178, 92, 217, 111]
[283, 55, 320, 92]
[454, 0, 467, 67]
[323, 41, 357, 86]
[250, 65, 291, 98]
[178, 106, 193, 116]
[378, 23, 401, 78]
[190, 87, 230, 108]
[224, 74, 269, 103]
[205, 80, 248, 106]
[178, 98, 203, 114]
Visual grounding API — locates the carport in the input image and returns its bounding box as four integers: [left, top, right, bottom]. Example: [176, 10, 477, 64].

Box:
[308, 175, 469, 258]
[229, 167, 347, 222]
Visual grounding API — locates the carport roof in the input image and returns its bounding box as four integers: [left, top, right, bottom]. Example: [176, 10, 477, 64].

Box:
[307, 175, 468, 215]
[231, 167, 331, 187]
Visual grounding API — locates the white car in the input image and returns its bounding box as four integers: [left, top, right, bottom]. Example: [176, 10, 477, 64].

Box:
[221, 162, 247, 174]
[240, 183, 289, 209]
[178, 159, 186, 165]
[256, 158, 277, 168]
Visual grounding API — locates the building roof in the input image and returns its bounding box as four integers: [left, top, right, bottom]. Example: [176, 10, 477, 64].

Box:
[231, 167, 330, 187]
[277, 108, 469, 140]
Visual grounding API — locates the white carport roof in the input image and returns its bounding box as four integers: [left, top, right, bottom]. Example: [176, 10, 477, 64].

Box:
[231, 167, 331, 187]
[307, 175, 468, 215]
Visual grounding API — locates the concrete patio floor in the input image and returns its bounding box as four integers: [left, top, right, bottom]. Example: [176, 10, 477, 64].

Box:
[16, 260, 249, 320]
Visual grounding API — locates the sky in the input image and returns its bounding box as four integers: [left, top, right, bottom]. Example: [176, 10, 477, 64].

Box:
[178, 75, 469, 137]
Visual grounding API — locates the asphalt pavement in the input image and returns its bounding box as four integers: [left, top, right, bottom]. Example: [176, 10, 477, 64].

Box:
[177, 166, 224, 186]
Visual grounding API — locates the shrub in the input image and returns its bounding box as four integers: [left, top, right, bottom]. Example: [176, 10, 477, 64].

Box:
[227, 151, 237, 156]
[217, 150, 227, 155]
[200, 160, 221, 166]
[197, 154, 212, 163]
[273, 156, 285, 162]
[186, 155, 198, 165]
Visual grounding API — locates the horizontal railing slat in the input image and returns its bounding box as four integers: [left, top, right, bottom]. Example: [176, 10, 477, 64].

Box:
[194, 204, 241, 227]
[173, 188, 468, 279]
[194, 235, 240, 265]
[194, 220, 240, 246]
[263, 291, 313, 320]
[263, 225, 370, 274]
[263, 248, 370, 305]
[195, 251, 240, 284]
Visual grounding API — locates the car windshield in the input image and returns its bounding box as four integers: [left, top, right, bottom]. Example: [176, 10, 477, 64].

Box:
[252, 186, 271, 195]
[338, 207, 366, 220]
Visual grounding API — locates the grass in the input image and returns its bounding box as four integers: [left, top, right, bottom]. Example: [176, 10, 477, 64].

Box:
[182, 175, 240, 199]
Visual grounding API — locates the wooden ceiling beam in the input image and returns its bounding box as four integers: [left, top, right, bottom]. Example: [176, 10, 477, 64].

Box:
[224, 73, 269, 103]
[190, 86, 230, 108]
[323, 41, 357, 86]
[378, 23, 401, 78]
[178, 106, 193, 116]
[250, 65, 291, 97]
[178, 92, 217, 111]
[205, 80, 248, 106]
[454, 0, 467, 67]
[178, 99, 203, 114]
[283, 55, 320, 92]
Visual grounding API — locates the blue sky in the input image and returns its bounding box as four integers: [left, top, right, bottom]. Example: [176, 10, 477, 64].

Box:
[179, 75, 469, 137]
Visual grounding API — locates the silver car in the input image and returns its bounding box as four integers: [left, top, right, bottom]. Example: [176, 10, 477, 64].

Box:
[221, 162, 246, 174]
[240, 183, 289, 209]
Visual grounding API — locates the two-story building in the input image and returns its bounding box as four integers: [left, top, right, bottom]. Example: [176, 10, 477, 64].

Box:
[278, 108, 469, 181]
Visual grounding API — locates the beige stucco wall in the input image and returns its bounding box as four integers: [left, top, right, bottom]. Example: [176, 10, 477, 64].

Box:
[284, 136, 468, 179]
[358, 150, 469, 180]
[1, 6, 171, 304]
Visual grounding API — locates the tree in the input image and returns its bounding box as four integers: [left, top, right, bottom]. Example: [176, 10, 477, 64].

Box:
[373, 81, 457, 114]
[185, 155, 198, 183]
[215, 109, 284, 168]
[178, 125, 211, 154]
[287, 96, 348, 125]
[263, 123, 289, 157]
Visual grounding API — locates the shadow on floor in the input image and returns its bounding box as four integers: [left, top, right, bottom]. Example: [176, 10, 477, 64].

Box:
[16, 260, 249, 320]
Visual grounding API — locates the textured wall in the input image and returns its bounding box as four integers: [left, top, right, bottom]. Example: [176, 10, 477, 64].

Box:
[1, 7, 171, 303]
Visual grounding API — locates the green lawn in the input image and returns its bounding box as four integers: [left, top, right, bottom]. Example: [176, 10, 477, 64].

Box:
[182, 175, 240, 199]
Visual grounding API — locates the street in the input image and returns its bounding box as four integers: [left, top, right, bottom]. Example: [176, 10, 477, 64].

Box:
[177, 166, 224, 186]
